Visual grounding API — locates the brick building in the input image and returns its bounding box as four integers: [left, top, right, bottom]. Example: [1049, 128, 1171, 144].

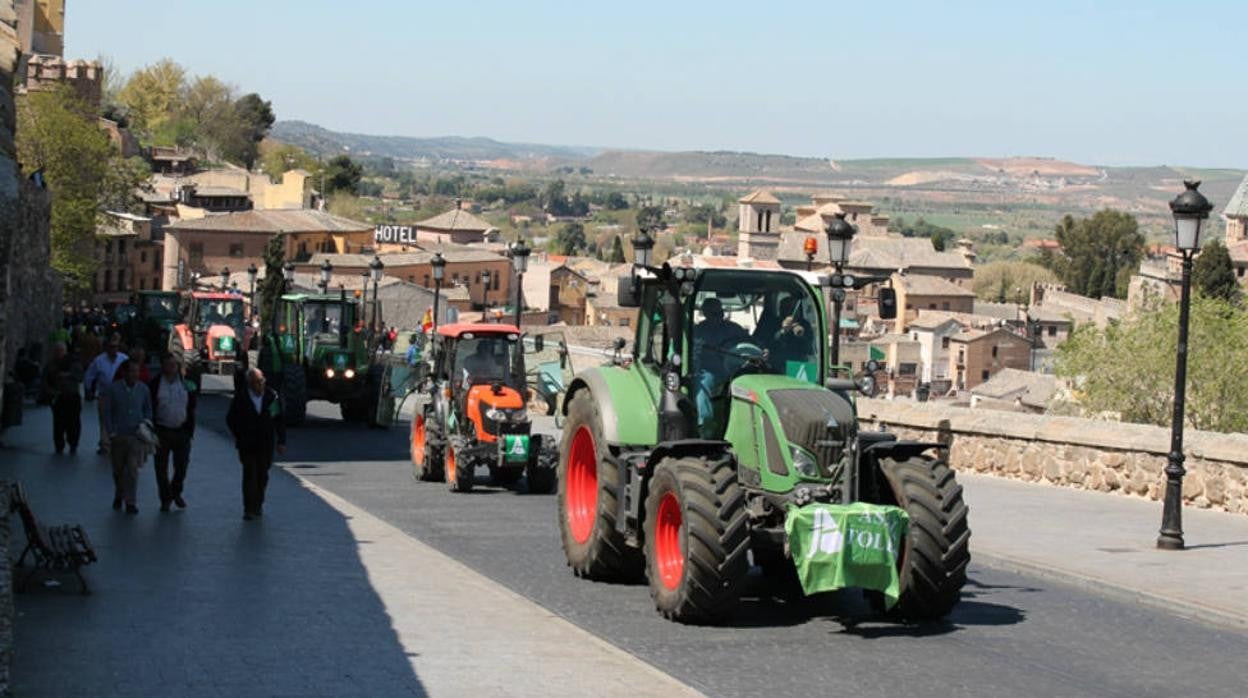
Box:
[948, 326, 1031, 391]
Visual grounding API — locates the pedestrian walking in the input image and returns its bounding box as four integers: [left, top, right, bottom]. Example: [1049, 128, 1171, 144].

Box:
[43, 341, 83, 454]
[103, 360, 152, 514]
[84, 333, 128, 455]
[226, 368, 286, 520]
[149, 354, 197, 512]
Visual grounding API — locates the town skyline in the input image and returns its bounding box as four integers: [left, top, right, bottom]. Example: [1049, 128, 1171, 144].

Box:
[69, 0, 1248, 170]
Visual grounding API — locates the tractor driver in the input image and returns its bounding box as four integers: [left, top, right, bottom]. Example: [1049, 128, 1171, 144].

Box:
[692, 296, 748, 430]
[460, 339, 508, 388]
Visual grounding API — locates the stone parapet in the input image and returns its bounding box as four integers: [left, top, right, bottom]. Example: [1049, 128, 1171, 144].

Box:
[857, 399, 1248, 515]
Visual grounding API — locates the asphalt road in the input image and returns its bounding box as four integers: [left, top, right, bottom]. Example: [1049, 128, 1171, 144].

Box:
[198, 388, 1248, 697]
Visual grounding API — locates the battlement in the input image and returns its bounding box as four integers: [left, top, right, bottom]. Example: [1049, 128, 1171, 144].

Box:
[21, 55, 102, 106]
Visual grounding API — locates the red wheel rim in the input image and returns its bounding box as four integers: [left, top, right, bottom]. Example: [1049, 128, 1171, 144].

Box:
[412, 415, 426, 466]
[446, 446, 456, 484]
[654, 492, 684, 591]
[566, 426, 597, 544]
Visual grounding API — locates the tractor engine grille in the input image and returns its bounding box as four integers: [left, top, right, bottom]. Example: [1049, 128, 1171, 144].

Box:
[767, 388, 856, 479]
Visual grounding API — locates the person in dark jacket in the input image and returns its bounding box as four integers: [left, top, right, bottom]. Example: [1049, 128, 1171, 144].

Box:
[226, 367, 286, 520]
[44, 342, 83, 454]
[149, 354, 198, 512]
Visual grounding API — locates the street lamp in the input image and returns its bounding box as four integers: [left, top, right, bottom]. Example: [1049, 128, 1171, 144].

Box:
[825, 212, 857, 371]
[510, 238, 530, 327]
[220, 267, 230, 292]
[1157, 180, 1213, 551]
[632, 229, 655, 268]
[246, 263, 258, 319]
[319, 259, 333, 294]
[430, 251, 446, 332]
[282, 261, 295, 291]
[369, 255, 384, 332]
[481, 268, 493, 319]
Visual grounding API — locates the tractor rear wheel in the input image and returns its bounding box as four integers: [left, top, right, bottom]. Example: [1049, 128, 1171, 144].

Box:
[643, 454, 750, 624]
[877, 455, 971, 621]
[282, 365, 307, 426]
[410, 411, 444, 481]
[557, 389, 642, 580]
[446, 440, 473, 493]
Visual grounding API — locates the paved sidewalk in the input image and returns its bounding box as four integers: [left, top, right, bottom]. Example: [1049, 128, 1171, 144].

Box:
[961, 472, 1248, 628]
[1, 401, 698, 697]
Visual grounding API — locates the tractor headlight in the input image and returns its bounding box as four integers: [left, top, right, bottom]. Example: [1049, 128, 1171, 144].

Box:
[485, 407, 507, 422]
[486, 407, 530, 424]
[344, 368, 356, 379]
[325, 368, 335, 379]
[790, 445, 820, 479]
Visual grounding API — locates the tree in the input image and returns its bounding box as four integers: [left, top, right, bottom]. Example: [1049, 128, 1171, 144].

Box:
[541, 179, 572, 216]
[326, 193, 368, 221]
[117, 58, 187, 136]
[180, 75, 240, 158]
[636, 205, 664, 231]
[551, 222, 587, 255]
[1193, 240, 1240, 303]
[322, 155, 363, 196]
[930, 230, 948, 251]
[224, 93, 275, 169]
[258, 234, 287, 323]
[607, 235, 626, 263]
[16, 86, 150, 288]
[1048, 210, 1144, 299]
[258, 140, 319, 180]
[1056, 296, 1248, 433]
[604, 192, 629, 210]
[972, 261, 1058, 303]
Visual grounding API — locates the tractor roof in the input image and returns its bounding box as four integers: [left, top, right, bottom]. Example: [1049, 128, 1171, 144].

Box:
[280, 293, 355, 303]
[191, 292, 240, 300]
[436, 322, 521, 338]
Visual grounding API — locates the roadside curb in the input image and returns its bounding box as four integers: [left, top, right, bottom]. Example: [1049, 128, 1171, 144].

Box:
[973, 548, 1248, 631]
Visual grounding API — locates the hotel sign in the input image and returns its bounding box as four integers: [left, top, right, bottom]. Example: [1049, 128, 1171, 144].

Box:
[374, 224, 417, 245]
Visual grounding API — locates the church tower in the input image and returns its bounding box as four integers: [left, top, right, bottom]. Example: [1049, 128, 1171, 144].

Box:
[736, 190, 781, 260]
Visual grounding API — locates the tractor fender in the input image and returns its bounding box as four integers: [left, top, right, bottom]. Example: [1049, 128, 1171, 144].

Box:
[562, 366, 657, 446]
[862, 438, 942, 462]
[173, 323, 194, 352]
[644, 439, 732, 471]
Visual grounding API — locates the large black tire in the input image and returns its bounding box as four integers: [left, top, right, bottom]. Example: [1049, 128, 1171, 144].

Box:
[340, 399, 367, 422]
[525, 434, 557, 495]
[411, 409, 444, 481]
[557, 389, 643, 580]
[643, 455, 750, 624]
[282, 365, 307, 426]
[364, 366, 385, 428]
[877, 455, 971, 620]
[446, 439, 473, 493]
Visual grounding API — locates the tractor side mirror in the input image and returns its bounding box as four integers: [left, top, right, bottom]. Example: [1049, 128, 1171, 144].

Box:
[617, 276, 640, 308]
[878, 287, 897, 320]
[533, 334, 544, 353]
[558, 341, 569, 369]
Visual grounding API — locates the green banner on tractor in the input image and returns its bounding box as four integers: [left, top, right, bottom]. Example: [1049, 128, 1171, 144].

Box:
[502, 434, 530, 463]
[784, 502, 910, 608]
[785, 360, 818, 384]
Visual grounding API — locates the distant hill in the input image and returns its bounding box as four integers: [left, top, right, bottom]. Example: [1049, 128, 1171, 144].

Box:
[270, 120, 599, 163]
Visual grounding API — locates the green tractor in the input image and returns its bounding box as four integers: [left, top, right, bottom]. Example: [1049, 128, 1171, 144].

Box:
[556, 258, 971, 624]
[128, 291, 182, 357]
[258, 291, 384, 426]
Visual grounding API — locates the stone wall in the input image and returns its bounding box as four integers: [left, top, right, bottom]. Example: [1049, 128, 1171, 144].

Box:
[0, 482, 12, 697]
[857, 399, 1248, 515]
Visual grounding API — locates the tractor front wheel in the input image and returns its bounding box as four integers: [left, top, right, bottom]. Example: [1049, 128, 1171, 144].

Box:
[282, 365, 307, 426]
[446, 440, 474, 493]
[411, 411, 444, 481]
[557, 389, 642, 580]
[877, 455, 971, 621]
[643, 454, 750, 624]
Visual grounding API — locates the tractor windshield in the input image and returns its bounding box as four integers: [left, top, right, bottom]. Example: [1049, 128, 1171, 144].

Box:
[304, 302, 347, 339]
[141, 294, 180, 321]
[453, 335, 522, 390]
[195, 298, 246, 334]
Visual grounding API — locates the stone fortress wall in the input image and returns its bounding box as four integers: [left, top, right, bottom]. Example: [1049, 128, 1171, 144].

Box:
[857, 399, 1248, 516]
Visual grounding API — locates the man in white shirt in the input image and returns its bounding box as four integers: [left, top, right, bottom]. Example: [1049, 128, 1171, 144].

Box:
[83, 333, 128, 455]
[149, 354, 197, 512]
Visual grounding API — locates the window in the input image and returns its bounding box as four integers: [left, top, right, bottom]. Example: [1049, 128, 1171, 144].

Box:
[189, 242, 204, 265]
[423, 274, 430, 286]
[1048, 325, 1057, 337]
[928, 303, 936, 309]
[941, 302, 950, 310]
[981, 370, 990, 381]
[139, 278, 146, 290]
[899, 363, 917, 377]
[991, 345, 999, 358]
[118, 240, 126, 255]
[493, 273, 500, 291]
[229, 243, 244, 258]
[140, 251, 147, 264]
[619, 317, 630, 328]
[118, 269, 127, 290]
[764, 209, 772, 231]
[638, 286, 668, 365]
[1239, 267, 1245, 278]
[104, 269, 112, 291]
[153, 253, 160, 272]
[941, 337, 950, 349]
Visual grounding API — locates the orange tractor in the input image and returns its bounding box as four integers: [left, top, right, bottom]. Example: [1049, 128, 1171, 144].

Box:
[170, 292, 253, 386]
[410, 323, 557, 493]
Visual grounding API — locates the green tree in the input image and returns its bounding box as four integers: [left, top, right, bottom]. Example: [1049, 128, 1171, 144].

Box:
[551, 222, 587, 255]
[322, 155, 363, 196]
[636, 205, 664, 231]
[224, 93, 275, 169]
[972, 261, 1058, 303]
[604, 192, 629, 210]
[1056, 296, 1248, 433]
[930, 230, 947, 251]
[607, 235, 626, 263]
[326, 193, 368, 221]
[541, 179, 572, 216]
[258, 234, 287, 322]
[180, 75, 240, 158]
[16, 86, 149, 288]
[258, 140, 320, 179]
[1049, 210, 1144, 299]
[117, 58, 187, 136]
[1193, 239, 1240, 303]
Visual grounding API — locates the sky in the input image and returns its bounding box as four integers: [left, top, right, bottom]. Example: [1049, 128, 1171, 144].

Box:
[67, 0, 1248, 168]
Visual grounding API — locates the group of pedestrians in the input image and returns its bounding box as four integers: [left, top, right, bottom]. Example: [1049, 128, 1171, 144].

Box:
[39, 318, 288, 521]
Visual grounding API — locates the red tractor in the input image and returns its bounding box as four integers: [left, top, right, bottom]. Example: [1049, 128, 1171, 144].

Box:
[171, 292, 253, 384]
[410, 323, 558, 493]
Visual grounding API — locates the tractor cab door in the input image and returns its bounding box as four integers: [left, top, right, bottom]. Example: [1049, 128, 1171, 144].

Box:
[521, 331, 575, 423]
[373, 331, 434, 428]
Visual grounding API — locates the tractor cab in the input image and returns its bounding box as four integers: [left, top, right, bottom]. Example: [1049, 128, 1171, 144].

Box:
[172, 292, 250, 378]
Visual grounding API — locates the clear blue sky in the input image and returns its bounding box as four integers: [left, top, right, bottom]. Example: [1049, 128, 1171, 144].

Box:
[67, 1, 1247, 168]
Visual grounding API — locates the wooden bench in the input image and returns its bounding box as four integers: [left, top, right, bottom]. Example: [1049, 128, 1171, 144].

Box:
[10, 482, 97, 595]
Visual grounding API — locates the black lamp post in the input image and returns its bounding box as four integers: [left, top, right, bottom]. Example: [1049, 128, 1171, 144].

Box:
[480, 269, 492, 319]
[824, 212, 856, 371]
[246, 263, 258, 319]
[510, 239, 530, 328]
[282, 262, 295, 292]
[430, 252, 446, 332]
[369, 255, 384, 332]
[1157, 180, 1213, 551]
[319, 259, 333, 295]
[220, 267, 230, 292]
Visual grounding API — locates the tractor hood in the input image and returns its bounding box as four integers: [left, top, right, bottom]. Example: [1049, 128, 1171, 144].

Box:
[729, 374, 857, 487]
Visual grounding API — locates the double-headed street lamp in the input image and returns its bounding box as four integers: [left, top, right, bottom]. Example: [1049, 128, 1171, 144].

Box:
[1157, 180, 1213, 551]
[510, 239, 531, 328]
[430, 251, 446, 332]
[319, 259, 333, 295]
[824, 212, 856, 370]
[220, 267, 230, 292]
[369, 255, 384, 332]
